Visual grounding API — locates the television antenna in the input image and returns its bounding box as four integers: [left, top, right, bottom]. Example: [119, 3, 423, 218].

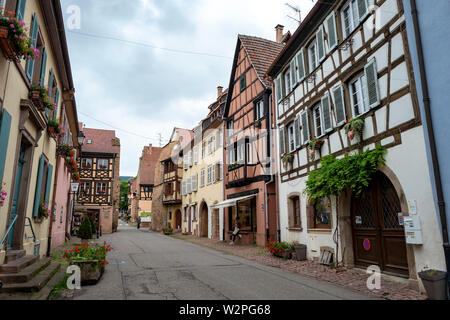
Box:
[285, 3, 302, 25]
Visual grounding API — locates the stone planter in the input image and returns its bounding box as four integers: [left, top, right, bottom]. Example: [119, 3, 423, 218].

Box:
[294, 244, 307, 261]
[0, 26, 19, 61]
[418, 270, 448, 300]
[0, 249, 6, 265]
[71, 260, 104, 285]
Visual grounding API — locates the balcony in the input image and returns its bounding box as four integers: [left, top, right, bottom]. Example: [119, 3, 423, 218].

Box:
[163, 192, 181, 204]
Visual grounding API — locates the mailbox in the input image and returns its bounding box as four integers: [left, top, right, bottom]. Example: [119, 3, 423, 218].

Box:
[404, 216, 423, 245]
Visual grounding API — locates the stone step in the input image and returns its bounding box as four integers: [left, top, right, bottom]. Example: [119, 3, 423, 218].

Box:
[0, 258, 51, 284]
[0, 255, 39, 274]
[0, 262, 61, 293]
[5, 250, 26, 264]
[31, 269, 67, 300]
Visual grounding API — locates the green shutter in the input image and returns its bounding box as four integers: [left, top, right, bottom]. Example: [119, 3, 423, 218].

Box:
[44, 164, 53, 202]
[321, 94, 333, 133]
[316, 26, 326, 62]
[0, 109, 12, 181]
[39, 48, 47, 86]
[296, 49, 306, 82]
[46, 70, 54, 118]
[365, 58, 380, 109]
[16, 0, 26, 21]
[275, 76, 282, 102]
[25, 13, 38, 81]
[32, 155, 45, 217]
[326, 12, 338, 51]
[332, 85, 347, 126]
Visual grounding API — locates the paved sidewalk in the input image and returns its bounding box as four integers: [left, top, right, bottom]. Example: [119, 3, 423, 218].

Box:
[170, 234, 427, 300]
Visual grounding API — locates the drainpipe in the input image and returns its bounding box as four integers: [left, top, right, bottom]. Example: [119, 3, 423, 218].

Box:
[264, 91, 274, 243]
[410, 0, 450, 287]
[47, 154, 61, 257]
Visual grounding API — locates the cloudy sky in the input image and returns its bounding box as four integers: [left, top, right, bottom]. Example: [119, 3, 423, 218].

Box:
[61, 0, 315, 177]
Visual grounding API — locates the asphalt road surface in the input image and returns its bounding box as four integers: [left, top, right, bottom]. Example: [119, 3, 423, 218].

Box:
[69, 220, 371, 300]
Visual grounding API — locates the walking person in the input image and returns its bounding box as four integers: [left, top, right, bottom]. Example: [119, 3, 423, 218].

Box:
[229, 216, 242, 245]
[137, 216, 141, 230]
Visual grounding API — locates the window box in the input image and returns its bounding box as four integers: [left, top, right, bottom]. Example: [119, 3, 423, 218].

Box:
[281, 153, 295, 169]
[0, 15, 39, 62]
[0, 26, 20, 61]
[308, 137, 325, 160]
[29, 85, 55, 112]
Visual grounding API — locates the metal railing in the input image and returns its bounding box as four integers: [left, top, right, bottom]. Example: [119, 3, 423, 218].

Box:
[24, 217, 36, 242]
[0, 215, 18, 248]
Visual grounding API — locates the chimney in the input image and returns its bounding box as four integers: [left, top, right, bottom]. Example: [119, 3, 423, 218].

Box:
[217, 86, 223, 99]
[275, 24, 284, 43]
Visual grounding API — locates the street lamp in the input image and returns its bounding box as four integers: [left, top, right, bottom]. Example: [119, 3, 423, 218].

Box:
[77, 130, 85, 147]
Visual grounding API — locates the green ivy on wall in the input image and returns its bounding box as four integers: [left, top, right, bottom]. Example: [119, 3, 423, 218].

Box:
[304, 146, 387, 203]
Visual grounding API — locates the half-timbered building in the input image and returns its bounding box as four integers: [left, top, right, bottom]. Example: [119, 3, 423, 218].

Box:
[267, 0, 446, 290]
[75, 126, 120, 235]
[221, 34, 284, 246]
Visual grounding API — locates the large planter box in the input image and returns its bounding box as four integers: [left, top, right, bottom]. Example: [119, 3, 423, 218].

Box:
[0, 250, 5, 265]
[0, 26, 19, 61]
[71, 260, 103, 285]
[294, 244, 307, 261]
[418, 270, 448, 300]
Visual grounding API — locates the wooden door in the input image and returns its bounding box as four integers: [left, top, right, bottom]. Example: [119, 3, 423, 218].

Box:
[351, 172, 409, 276]
[175, 210, 181, 230]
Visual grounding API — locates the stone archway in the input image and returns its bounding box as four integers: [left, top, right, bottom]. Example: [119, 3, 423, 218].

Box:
[338, 166, 418, 288]
[200, 202, 209, 238]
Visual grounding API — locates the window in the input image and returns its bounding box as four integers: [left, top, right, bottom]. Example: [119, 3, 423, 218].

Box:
[97, 159, 108, 170]
[341, 0, 370, 38]
[283, 68, 291, 97]
[227, 120, 234, 138]
[229, 198, 256, 232]
[200, 168, 205, 188]
[236, 142, 245, 164]
[308, 39, 319, 72]
[191, 174, 198, 192]
[255, 100, 264, 120]
[313, 104, 323, 137]
[240, 75, 246, 92]
[313, 197, 332, 229]
[287, 122, 296, 153]
[300, 110, 310, 145]
[227, 145, 236, 164]
[80, 182, 90, 195]
[207, 165, 212, 185]
[289, 196, 301, 229]
[275, 75, 283, 102]
[81, 158, 92, 169]
[279, 127, 286, 156]
[208, 136, 214, 155]
[349, 73, 369, 117]
[202, 141, 206, 159]
[87, 139, 92, 144]
[246, 141, 253, 164]
[193, 146, 199, 164]
[96, 182, 107, 195]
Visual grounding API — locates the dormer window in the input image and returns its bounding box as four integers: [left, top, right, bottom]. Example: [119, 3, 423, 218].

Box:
[240, 74, 246, 92]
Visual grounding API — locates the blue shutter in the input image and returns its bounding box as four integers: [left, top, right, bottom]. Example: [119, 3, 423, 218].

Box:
[0, 109, 12, 181]
[16, 0, 26, 21]
[39, 48, 47, 86]
[26, 13, 39, 81]
[32, 155, 45, 217]
[46, 69, 54, 118]
[44, 164, 53, 202]
[53, 88, 59, 120]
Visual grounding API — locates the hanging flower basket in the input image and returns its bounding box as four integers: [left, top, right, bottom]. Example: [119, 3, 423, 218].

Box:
[29, 84, 55, 112]
[281, 153, 294, 169]
[0, 14, 39, 62]
[344, 117, 365, 142]
[38, 201, 50, 220]
[308, 137, 325, 161]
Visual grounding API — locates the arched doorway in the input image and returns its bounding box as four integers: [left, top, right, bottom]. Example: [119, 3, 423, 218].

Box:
[200, 202, 208, 238]
[351, 172, 409, 276]
[175, 210, 182, 231]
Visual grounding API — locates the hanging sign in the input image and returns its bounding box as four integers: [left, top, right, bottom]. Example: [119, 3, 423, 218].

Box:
[398, 213, 404, 226]
[363, 239, 371, 251]
[355, 216, 362, 225]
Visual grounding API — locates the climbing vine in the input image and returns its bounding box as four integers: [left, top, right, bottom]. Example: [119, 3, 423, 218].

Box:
[304, 146, 387, 203]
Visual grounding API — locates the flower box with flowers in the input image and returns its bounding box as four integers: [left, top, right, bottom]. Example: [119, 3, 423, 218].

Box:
[266, 240, 294, 260]
[0, 179, 7, 207]
[30, 84, 55, 112]
[281, 153, 295, 168]
[63, 242, 113, 285]
[36, 201, 50, 222]
[162, 227, 173, 235]
[344, 117, 365, 142]
[47, 119, 63, 139]
[308, 137, 325, 160]
[0, 13, 39, 62]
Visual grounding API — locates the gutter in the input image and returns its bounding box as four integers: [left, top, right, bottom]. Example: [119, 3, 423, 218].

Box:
[410, 0, 450, 282]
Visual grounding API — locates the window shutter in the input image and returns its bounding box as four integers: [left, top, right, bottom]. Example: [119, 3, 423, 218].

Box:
[48, 69, 54, 96]
[186, 177, 191, 194]
[219, 162, 223, 181]
[0, 109, 12, 180]
[301, 111, 310, 144]
[53, 88, 59, 120]
[325, 12, 338, 51]
[44, 164, 53, 202]
[26, 13, 38, 81]
[316, 26, 326, 62]
[188, 150, 193, 167]
[275, 75, 282, 102]
[212, 164, 216, 183]
[32, 155, 45, 217]
[294, 116, 301, 149]
[332, 85, 346, 126]
[39, 48, 47, 86]
[16, 0, 26, 21]
[296, 49, 306, 82]
[321, 94, 333, 133]
[357, 0, 369, 21]
[279, 127, 286, 155]
[290, 59, 297, 90]
[183, 155, 187, 170]
[192, 175, 198, 192]
[364, 58, 380, 109]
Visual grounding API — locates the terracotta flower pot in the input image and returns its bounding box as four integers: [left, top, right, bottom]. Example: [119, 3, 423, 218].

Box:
[0, 26, 19, 61]
[348, 130, 355, 141]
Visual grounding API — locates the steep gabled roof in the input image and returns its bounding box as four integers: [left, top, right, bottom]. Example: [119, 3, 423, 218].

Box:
[81, 127, 120, 154]
[224, 34, 284, 117]
[138, 145, 162, 185]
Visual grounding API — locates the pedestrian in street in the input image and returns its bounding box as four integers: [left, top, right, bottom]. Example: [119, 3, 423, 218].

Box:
[229, 216, 242, 245]
[137, 216, 141, 230]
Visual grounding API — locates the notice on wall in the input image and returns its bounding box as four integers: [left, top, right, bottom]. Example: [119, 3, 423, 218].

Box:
[408, 200, 417, 215]
[355, 216, 362, 225]
[398, 213, 404, 226]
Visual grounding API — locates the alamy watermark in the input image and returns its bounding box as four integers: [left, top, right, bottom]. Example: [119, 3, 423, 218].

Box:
[366, 265, 381, 291]
[66, 265, 81, 290]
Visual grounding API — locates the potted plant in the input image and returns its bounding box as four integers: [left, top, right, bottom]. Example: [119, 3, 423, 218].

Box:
[77, 216, 93, 244]
[0, 13, 39, 61]
[418, 269, 448, 300]
[266, 240, 294, 260]
[47, 119, 62, 138]
[292, 241, 307, 261]
[308, 137, 325, 160]
[63, 242, 113, 285]
[0, 179, 7, 208]
[29, 84, 55, 112]
[344, 117, 365, 142]
[162, 227, 173, 235]
[281, 153, 295, 169]
[38, 201, 50, 220]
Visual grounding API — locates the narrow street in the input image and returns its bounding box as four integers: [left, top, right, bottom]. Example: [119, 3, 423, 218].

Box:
[66, 221, 370, 300]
